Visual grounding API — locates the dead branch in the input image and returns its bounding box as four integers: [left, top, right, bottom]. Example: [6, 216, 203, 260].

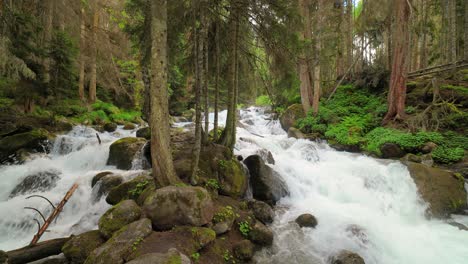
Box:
[96, 133, 101, 145]
[7, 237, 71, 264]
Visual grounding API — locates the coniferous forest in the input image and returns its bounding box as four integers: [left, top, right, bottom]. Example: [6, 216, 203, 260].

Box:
[0, 1, 467, 264]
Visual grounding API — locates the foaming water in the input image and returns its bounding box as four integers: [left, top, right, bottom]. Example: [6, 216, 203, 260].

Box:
[0, 126, 144, 250]
[226, 107, 468, 264]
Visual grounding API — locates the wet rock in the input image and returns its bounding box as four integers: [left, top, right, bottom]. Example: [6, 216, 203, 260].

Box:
[295, 213, 318, 228]
[380, 143, 405, 159]
[106, 174, 154, 205]
[233, 240, 255, 261]
[99, 200, 142, 239]
[345, 225, 368, 244]
[331, 250, 365, 264]
[9, 169, 61, 197]
[92, 175, 123, 201]
[92, 172, 114, 187]
[400, 154, 433, 167]
[407, 162, 467, 218]
[135, 127, 151, 140]
[249, 200, 274, 224]
[448, 221, 468, 231]
[107, 137, 147, 170]
[244, 155, 289, 205]
[84, 218, 153, 264]
[287, 127, 305, 139]
[248, 221, 273, 246]
[257, 149, 275, 165]
[126, 249, 190, 264]
[330, 142, 361, 153]
[123, 123, 136, 130]
[0, 128, 51, 164]
[143, 186, 214, 230]
[62, 230, 105, 264]
[279, 104, 305, 131]
[421, 142, 437, 154]
[218, 159, 248, 198]
[35, 255, 69, 264]
[103, 123, 117, 133]
[212, 220, 232, 235]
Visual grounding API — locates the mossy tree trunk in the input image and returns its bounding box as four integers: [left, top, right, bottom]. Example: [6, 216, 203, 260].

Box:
[88, 0, 98, 103]
[150, 0, 179, 186]
[78, 4, 86, 102]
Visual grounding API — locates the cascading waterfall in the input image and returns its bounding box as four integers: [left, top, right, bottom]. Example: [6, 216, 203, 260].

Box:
[0, 126, 144, 251]
[224, 107, 468, 264]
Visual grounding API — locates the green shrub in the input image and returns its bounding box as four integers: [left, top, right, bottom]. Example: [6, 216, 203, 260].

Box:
[238, 221, 251, 237]
[432, 146, 464, 164]
[0, 97, 14, 109]
[255, 95, 272, 106]
[92, 101, 121, 115]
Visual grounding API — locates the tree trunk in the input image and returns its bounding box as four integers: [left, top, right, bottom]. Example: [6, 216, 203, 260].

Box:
[42, 0, 53, 86]
[312, 0, 322, 115]
[298, 0, 313, 113]
[203, 14, 209, 145]
[448, 0, 456, 62]
[465, 0, 468, 60]
[213, 12, 220, 141]
[88, 0, 98, 103]
[150, 0, 179, 186]
[420, 0, 428, 68]
[346, 0, 353, 72]
[78, 5, 86, 101]
[383, 0, 410, 123]
[7, 237, 71, 264]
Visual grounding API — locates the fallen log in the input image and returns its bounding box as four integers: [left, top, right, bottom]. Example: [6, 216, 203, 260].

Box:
[6, 237, 70, 264]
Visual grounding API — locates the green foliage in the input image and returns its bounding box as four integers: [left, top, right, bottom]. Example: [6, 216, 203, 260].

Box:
[128, 180, 149, 197]
[218, 159, 228, 170]
[49, 30, 78, 97]
[325, 115, 374, 145]
[132, 237, 144, 251]
[223, 250, 235, 263]
[0, 97, 14, 109]
[238, 221, 251, 237]
[405, 106, 417, 114]
[440, 85, 468, 95]
[213, 206, 235, 224]
[191, 252, 200, 262]
[432, 146, 464, 164]
[205, 179, 220, 190]
[255, 95, 272, 106]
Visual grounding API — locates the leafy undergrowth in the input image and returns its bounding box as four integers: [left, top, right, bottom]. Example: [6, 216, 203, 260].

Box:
[296, 85, 467, 164]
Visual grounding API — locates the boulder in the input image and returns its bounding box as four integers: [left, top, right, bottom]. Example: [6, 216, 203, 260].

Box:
[62, 230, 105, 264]
[279, 104, 305, 131]
[103, 123, 117, 133]
[407, 162, 467, 218]
[92, 174, 124, 200]
[212, 206, 236, 235]
[330, 250, 365, 264]
[330, 142, 361, 153]
[98, 200, 142, 239]
[218, 159, 248, 198]
[421, 142, 437, 154]
[244, 155, 289, 205]
[0, 128, 50, 164]
[380, 143, 405, 159]
[106, 174, 154, 205]
[233, 240, 255, 261]
[248, 221, 273, 246]
[107, 137, 147, 170]
[84, 218, 153, 264]
[257, 149, 275, 165]
[126, 249, 191, 264]
[295, 213, 318, 228]
[400, 154, 433, 167]
[136, 127, 151, 140]
[92, 172, 114, 187]
[123, 123, 136, 130]
[248, 200, 274, 224]
[448, 221, 468, 231]
[143, 186, 214, 230]
[287, 127, 305, 139]
[9, 169, 61, 197]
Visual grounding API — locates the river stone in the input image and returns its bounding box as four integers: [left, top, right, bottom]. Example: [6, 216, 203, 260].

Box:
[380, 143, 405, 159]
[123, 123, 136, 130]
[248, 221, 273, 246]
[62, 230, 105, 264]
[84, 218, 153, 264]
[218, 159, 248, 198]
[103, 123, 117, 133]
[295, 213, 318, 228]
[233, 240, 255, 261]
[279, 104, 305, 131]
[287, 127, 305, 139]
[0, 128, 50, 164]
[106, 174, 154, 205]
[107, 137, 147, 170]
[99, 200, 142, 239]
[249, 200, 274, 224]
[330, 250, 365, 264]
[406, 162, 467, 218]
[143, 186, 214, 230]
[421, 142, 437, 154]
[126, 249, 191, 264]
[93, 175, 124, 201]
[244, 155, 289, 205]
[256, 149, 275, 165]
[9, 169, 61, 197]
[448, 221, 468, 231]
[136, 127, 151, 140]
[92, 171, 114, 187]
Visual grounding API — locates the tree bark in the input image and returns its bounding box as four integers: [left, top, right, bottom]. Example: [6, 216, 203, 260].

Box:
[465, 0, 468, 60]
[42, 0, 53, 86]
[448, 0, 457, 62]
[88, 0, 99, 103]
[420, 0, 428, 68]
[346, 0, 353, 71]
[78, 5, 86, 101]
[298, 0, 313, 113]
[312, 0, 322, 116]
[203, 13, 209, 145]
[213, 11, 220, 141]
[7, 237, 71, 264]
[383, 0, 410, 123]
[150, 0, 179, 186]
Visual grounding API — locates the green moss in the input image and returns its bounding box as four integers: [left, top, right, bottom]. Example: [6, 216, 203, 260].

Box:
[213, 206, 236, 224]
[205, 179, 220, 190]
[432, 146, 464, 164]
[196, 189, 206, 200]
[190, 252, 200, 262]
[128, 180, 149, 197]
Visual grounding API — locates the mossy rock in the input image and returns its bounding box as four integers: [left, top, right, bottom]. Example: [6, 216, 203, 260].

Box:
[218, 159, 248, 198]
[99, 200, 142, 239]
[136, 127, 151, 140]
[279, 104, 305, 131]
[126, 249, 190, 264]
[103, 123, 117, 133]
[107, 137, 147, 170]
[175, 226, 216, 248]
[248, 221, 273, 246]
[106, 174, 154, 205]
[233, 240, 254, 261]
[0, 128, 51, 163]
[62, 230, 105, 264]
[123, 123, 136, 130]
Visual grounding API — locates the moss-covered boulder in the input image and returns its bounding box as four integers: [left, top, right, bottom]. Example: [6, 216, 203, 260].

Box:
[0, 128, 51, 164]
[244, 155, 289, 205]
[105, 174, 154, 205]
[380, 142, 406, 159]
[218, 159, 248, 198]
[279, 104, 305, 131]
[287, 127, 305, 139]
[99, 200, 142, 239]
[103, 123, 117, 133]
[126, 249, 191, 264]
[92, 173, 124, 201]
[136, 127, 151, 140]
[84, 218, 153, 264]
[248, 221, 273, 246]
[143, 186, 214, 230]
[249, 200, 274, 224]
[406, 162, 467, 218]
[62, 230, 105, 264]
[107, 137, 147, 170]
[233, 240, 255, 261]
[330, 250, 365, 264]
[295, 213, 318, 228]
[123, 123, 136, 130]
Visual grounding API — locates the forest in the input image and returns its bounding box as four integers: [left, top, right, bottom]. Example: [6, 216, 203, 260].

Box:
[0, 0, 467, 264]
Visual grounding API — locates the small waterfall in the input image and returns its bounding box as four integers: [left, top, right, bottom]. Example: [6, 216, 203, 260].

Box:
[131, 143, 151, 170]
